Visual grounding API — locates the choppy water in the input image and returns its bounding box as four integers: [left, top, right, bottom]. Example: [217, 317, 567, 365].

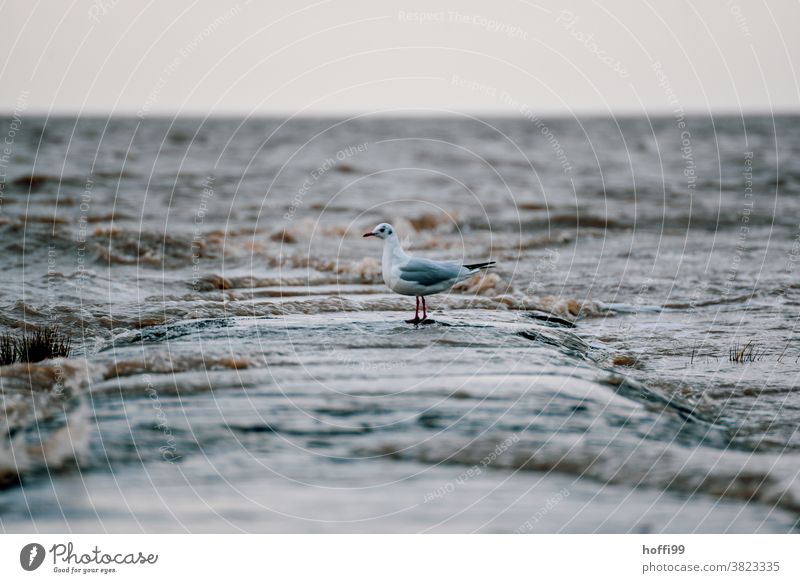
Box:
[1, 115, 800, 532]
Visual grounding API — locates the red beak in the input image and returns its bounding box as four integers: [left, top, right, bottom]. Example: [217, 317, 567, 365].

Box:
[363, 232, 375, 238]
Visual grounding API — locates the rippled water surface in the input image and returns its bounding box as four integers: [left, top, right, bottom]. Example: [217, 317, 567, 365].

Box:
[1, 116, 800, 532]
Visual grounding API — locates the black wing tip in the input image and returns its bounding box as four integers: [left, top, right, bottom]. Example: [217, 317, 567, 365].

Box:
[463, 260, 496, 270]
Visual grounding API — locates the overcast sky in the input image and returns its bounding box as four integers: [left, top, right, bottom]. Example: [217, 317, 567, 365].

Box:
[2, 0, 798, 116]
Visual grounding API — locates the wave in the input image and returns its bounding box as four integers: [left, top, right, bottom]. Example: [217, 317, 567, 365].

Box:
[0, 290, 605, 343]
[367, 433, 800, 514]
[0, 360, 94, 487]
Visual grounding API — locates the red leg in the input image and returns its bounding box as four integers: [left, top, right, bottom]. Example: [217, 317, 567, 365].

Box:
[421, 296, 427, 320]
[405, 296, 420, 324]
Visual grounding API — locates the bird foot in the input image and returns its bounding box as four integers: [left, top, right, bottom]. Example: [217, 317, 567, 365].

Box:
[405, 317, 421, 324]
[420, 318, 435, 325]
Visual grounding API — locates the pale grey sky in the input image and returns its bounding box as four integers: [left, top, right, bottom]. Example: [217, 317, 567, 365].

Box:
[2, 0, 798, 115]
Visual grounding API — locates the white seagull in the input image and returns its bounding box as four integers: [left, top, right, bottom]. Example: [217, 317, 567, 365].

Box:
[363, 222, 496, 324]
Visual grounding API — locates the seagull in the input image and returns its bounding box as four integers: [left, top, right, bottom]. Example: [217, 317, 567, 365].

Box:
[363, 222, 496, 324]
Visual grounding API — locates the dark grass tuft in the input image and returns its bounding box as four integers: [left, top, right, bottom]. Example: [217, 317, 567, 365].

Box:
[0, 325, 72, 365]
[0, 333, 16, 366]
[729, 339, 766, 363]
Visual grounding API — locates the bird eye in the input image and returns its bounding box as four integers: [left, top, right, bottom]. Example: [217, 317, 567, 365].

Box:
[380, 227, 385, 232]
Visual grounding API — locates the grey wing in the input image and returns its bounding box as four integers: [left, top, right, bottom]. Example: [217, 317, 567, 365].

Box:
[399, 257, 463, 286]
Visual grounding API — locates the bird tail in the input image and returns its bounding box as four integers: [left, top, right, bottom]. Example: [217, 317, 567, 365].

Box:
[463, 260, 496, 271]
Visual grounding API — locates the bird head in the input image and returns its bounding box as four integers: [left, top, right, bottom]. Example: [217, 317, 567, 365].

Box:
[363, 222, 395, 240]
